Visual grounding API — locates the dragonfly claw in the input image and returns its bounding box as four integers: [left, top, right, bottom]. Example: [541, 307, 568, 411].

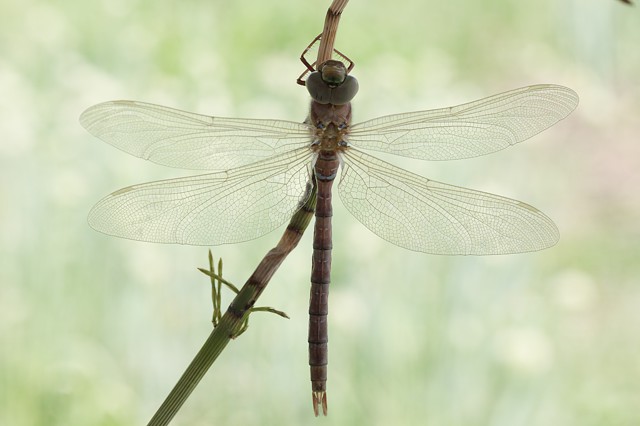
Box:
[312, 391, 327, 416]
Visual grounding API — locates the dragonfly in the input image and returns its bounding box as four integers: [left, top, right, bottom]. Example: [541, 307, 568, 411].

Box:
[80, 58, 578, 416]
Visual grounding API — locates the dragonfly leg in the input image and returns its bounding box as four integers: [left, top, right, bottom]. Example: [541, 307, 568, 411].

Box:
[300, 33, 322, 72]
[296, 33, 356, 86]
[297, 33, 322, 86]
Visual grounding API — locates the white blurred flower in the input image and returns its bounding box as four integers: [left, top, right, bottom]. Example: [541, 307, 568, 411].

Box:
[551, 269, 598, 312]
[493, 326, 554, 375]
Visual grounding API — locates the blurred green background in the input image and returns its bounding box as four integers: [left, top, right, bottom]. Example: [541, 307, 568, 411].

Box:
[1, 0, 639, 425]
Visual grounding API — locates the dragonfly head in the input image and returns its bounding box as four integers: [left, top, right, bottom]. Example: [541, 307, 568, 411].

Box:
[306, 60, 359, 105]
[319, 60, 348, 86]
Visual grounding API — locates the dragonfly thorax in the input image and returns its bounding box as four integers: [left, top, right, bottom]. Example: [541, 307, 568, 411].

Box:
[310, 101, 351, 153]
[311, 123, 349, 152]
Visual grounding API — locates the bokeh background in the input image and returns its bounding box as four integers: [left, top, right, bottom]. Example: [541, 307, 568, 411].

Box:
[1, 0, 639, 425]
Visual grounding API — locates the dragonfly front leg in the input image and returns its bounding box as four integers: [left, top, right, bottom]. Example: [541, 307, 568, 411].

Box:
[296, 33, 356, 86]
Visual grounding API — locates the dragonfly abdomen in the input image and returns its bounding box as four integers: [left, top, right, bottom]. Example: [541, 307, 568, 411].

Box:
[309, 150, 340, 416]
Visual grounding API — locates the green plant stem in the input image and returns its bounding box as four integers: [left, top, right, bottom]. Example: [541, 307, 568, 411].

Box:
[147, 183, 317, 426]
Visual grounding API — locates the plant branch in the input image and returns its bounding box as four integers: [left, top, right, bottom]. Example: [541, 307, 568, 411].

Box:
[317, 0, 350, 65]
[147, 185, 317, 426]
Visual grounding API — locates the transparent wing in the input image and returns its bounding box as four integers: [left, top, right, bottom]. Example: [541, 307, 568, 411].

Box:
[80, 100, 313, 170]
[88, 148, 313, 245]
[338, 149, 559, 255]
[348, 84, 578, 160]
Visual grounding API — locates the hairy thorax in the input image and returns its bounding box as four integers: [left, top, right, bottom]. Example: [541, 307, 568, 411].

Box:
[309, 101, 352, 153]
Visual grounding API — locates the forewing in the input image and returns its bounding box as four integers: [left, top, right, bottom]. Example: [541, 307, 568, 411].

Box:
[338, 149, 559, 255]
[88, 148, 313, 245]
[80, 100, 312, 170]
[348, 85, 578, 160]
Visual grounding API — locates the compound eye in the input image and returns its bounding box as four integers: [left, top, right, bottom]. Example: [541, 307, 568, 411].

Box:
[305, 71, 331, 104]
[329, 75, 359, 105]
